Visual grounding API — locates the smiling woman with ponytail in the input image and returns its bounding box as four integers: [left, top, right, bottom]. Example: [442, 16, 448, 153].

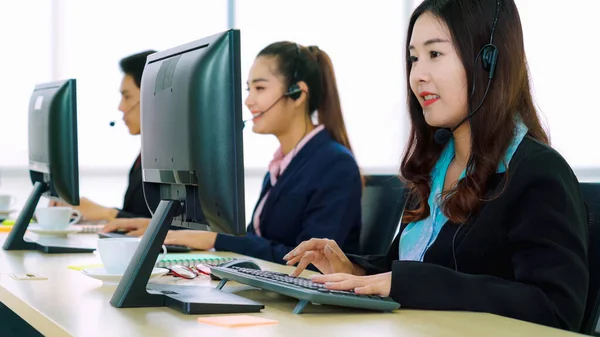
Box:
[109, 41, 364, 265]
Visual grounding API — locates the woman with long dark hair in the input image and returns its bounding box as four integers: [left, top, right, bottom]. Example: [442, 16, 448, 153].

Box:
[285, 0, 588, 331]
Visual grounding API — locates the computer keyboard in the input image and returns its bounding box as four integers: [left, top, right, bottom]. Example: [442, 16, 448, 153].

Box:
[211, 266, 400, 314]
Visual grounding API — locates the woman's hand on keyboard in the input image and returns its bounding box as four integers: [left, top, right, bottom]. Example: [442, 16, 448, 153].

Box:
[310, 272, 392, 297]
[164, 230, 217, 250]
[101, 218, 150, 237]
[284, 239, 365, 277]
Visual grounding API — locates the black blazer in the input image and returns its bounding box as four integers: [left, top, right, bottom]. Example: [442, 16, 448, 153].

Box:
[116, 154, 152, 219]
[350, 137, 589, 332]
[215, 130, 362, 264]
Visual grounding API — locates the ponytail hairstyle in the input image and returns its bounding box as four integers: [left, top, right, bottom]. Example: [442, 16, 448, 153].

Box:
[257, 42, 357, 158]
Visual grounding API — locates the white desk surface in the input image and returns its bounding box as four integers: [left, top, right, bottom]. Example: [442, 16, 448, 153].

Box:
[0, 233, 585, 337]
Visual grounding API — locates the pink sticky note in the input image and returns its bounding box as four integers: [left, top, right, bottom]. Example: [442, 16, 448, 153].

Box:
[197, 315, 279, 328]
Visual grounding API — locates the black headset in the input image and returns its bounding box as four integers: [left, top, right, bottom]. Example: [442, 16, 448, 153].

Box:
[285, 43, 303, 100]
[451, 0, 501, 271]
[433, 0, 501, 145]
[469, 0, 501, 106]
[480, 0, 500, 79]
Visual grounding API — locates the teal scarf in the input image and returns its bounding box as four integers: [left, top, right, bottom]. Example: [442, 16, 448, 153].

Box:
[399, 121, 528, 261]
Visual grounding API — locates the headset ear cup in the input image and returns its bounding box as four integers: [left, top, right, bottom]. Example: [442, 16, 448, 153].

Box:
[286, 83, 302, 100]
[481, 45, 499, 79]
[481, 46, 492, 71]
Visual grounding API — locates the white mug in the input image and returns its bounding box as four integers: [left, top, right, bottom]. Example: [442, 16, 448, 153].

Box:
[97, 237, 168, 274]
[0, 195, 17, 212]
[35, 207, 82, 230]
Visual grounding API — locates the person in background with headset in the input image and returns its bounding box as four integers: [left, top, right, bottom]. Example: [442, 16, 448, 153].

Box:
[52, 50, 157, 221]
[284, 0, 588, 332]
[102, 42, 364, 264]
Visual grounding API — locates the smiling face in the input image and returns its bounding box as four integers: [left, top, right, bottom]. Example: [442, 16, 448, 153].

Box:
[408, 12, 469, 129]
[244, 55, 297, 135]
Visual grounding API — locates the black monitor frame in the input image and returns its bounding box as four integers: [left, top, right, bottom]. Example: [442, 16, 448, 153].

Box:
[3, 79, 91, 253]
[109, 29, 261, 314]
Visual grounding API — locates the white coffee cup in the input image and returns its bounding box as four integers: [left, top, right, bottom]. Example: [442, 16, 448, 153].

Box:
[35, 207, 82, 230]
[97, 237, 168, 274]
[0, 195, 17, 212]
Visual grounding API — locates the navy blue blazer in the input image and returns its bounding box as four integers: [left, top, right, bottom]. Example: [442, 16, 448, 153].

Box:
[214, 129, 362, 264]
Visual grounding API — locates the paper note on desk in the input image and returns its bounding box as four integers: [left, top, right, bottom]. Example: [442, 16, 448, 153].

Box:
[197, 315, 278, 328]
[2, 219, 33, 226]
[68, 264, 103, 271]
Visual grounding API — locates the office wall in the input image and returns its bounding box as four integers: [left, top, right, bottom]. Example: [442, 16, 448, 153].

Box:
[0, 1, 53, 167]
[515, 0, 600, 168]
[0, 0, 598, 174]
[0, 0, 408, 174]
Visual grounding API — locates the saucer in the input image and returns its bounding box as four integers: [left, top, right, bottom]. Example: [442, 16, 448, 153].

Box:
[81, 267, 169, 286]
[27, 224, 83, 237]
[0, 209, 16, 216]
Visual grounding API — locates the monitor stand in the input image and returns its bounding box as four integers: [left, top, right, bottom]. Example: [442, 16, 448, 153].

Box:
[110, 199, 264, 314]
[2, 181, 95, 253]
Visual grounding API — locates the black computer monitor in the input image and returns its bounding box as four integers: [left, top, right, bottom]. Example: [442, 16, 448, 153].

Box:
[3, 79, 91, 253]
[111, 29, 261, 314]
[140, 30, 246, 234]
